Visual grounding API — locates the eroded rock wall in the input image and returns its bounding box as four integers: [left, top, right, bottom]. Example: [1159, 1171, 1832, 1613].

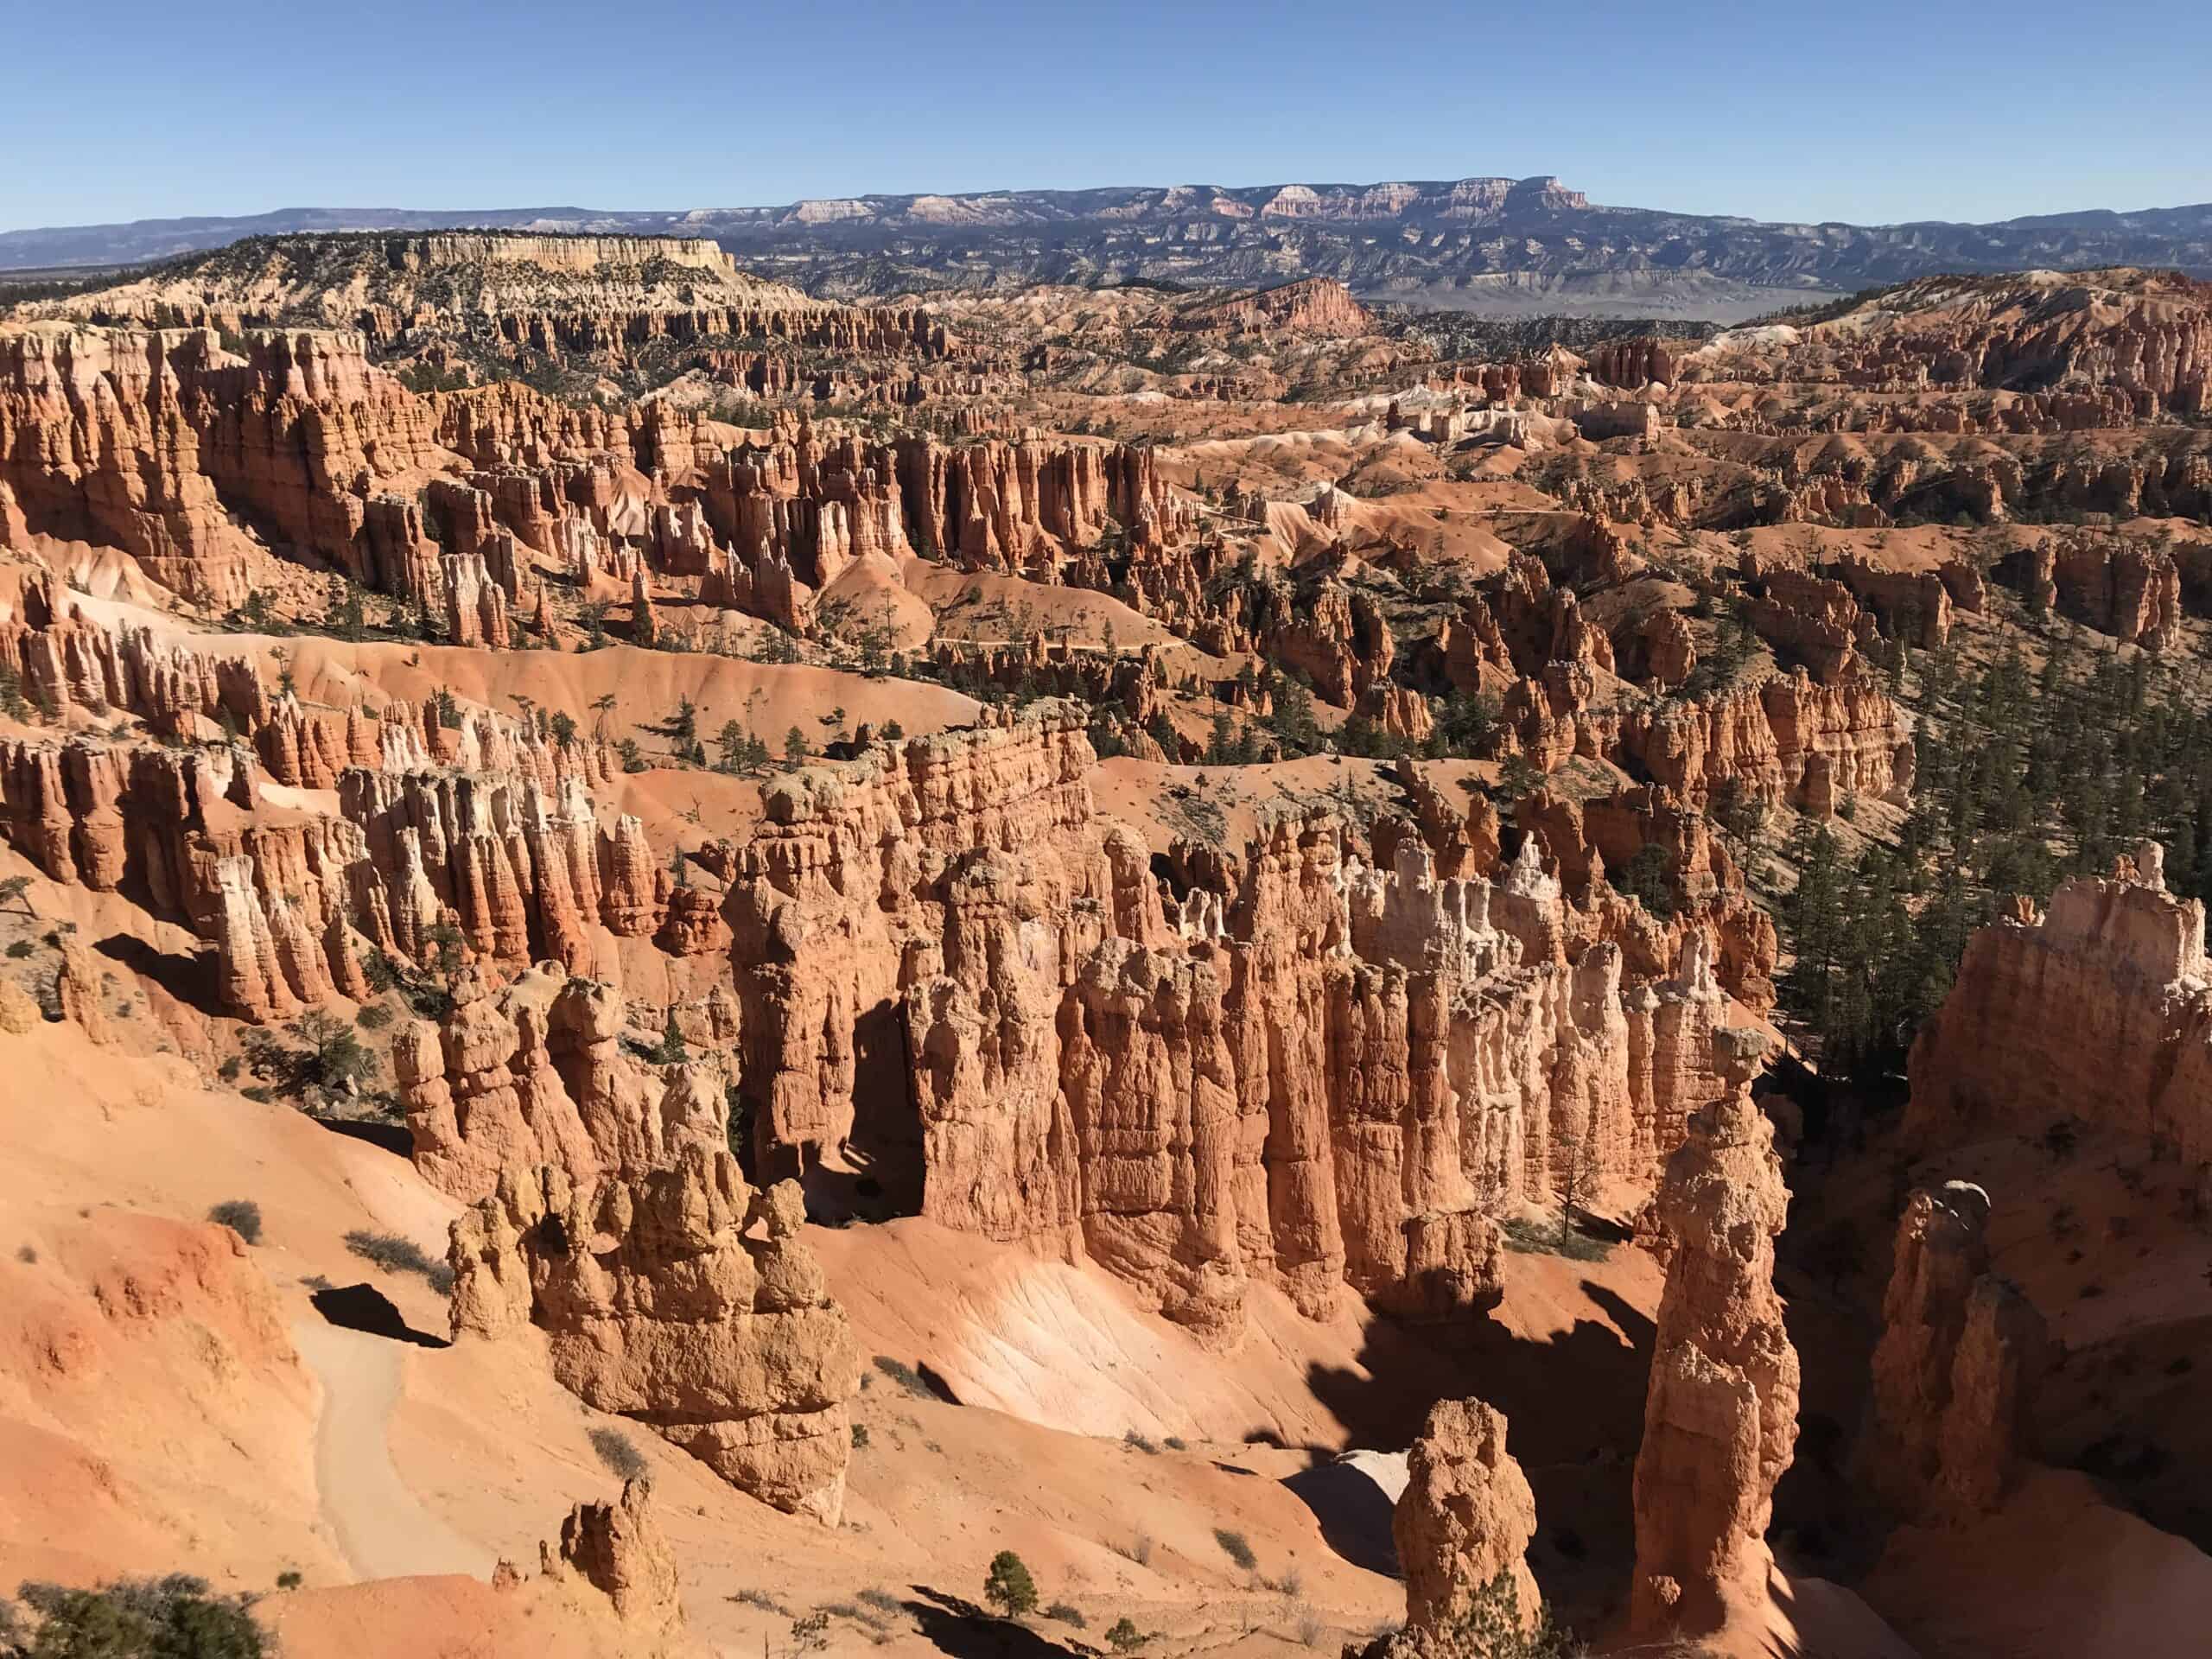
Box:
[1907, 845, 2212, 1160]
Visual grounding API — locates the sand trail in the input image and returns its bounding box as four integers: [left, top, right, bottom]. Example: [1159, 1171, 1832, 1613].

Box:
[292, 1321, 495, 1583]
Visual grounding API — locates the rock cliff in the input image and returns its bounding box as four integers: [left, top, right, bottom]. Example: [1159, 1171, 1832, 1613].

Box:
[1907, 844, 2212, 1160]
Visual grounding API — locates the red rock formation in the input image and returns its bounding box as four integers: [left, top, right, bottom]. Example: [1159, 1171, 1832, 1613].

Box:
[1831, 553, 1955, 647]
[896, 767, 1732, 1338]
[535, 1478, 682, 1631]
[1860, 1181, 2043, 1521]
[397, 965, 728, 1204]
[450, 1150, 859, 1521]
[0, 324, 447, 605]
[2032, 533, 2183, 647]
[1744, 562, 1867, 683]
[1907, 844, 2212, 1160]
[1598, 668, 1910, 816]
[1686, 269, 2212, 413]
[1394, 1397, 1540, 1633]
[738, 703, 1128, 1166]
[1631, 1026, 1799, 1637]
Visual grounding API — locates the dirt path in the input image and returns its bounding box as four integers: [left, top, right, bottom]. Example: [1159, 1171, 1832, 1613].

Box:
[291, 1320, 497, 1582]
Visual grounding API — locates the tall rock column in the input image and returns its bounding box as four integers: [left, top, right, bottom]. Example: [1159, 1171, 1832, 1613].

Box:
[1394, 1397, 1541, 1634]
[1859, 1180, 2043, 1520]
[1630, 1027, 1799, 1637]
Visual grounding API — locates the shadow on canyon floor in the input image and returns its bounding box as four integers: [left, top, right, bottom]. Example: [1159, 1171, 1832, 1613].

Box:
[902, 1586, 1081, 1659]
[94, 931, 207, 1009]
[1302, 1280, 1657, 1630]
[309, 1281, 449, 1348]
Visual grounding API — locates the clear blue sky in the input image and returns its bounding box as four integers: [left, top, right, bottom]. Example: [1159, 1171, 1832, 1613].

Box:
[6, 0, 2209, 232]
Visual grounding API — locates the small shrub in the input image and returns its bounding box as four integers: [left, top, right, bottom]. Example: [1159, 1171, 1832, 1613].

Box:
[276, 1571, 303, 1591]
[1499, 1213, 1611, 1263]
[1164, 1435, 1187, 1451]
[1408, 1571, 1577, 1657]
[1123, 1428, 1159, 1454]
[983, 1550, 1039, 1618]
[15, 1243, 35, 1264]
[207, 1199, 264, 1245]
[1045, 1601, 1086, 1628]
[217, 1055, 243, 1083]
[1121, 1532, 1154, 1567]
[1270, 1566, 1304, 1598]
[856, 1588, 901, 1617]
[4, 939, 31, 958]
[871, 1354, 934, 1398]
[343, 1229, 454, 1294]
[1295, 1607, 1324, 1646]
[1107, 1615, 1147, 1652]
[355, 1002, 396, 1031]
[588, 1426, 647, 1480]
[1213, 1528, 1256, 1572]
[851, 1422, 870, 1449]
[731, 1588, 791, 1616]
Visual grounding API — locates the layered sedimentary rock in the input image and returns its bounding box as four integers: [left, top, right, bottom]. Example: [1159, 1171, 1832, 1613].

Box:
[1744, 563, 1867, 682]
[1394, 1397, 1540, 1633]
[737, 702, 1127, 1164]
[885, 717, 1726, 1337]
[1631, 1027, 1799, 1637]
[1860, 1181, 2043, 1521]
[1999, 533, 2184, 647]
[1682, 269, 2212, 413]
[450, 1149, 859, 1521]
[1518, 783, 1777, 1008]
[712, 700, 1739, 1343]
[1908, 844, 2212, 1161]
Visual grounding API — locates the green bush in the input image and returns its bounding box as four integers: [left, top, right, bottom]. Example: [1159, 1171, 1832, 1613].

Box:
[1408, 1571, 1577, 1657]
[1045, 1601, 1085, 1628]
[1106, 1615, 1147, 1652]
[343, 1229, 454, 1294]
[588, 1426, 647, 1480]
[1213, 1528, 1256, 1571]
[3, 1573, 266, 1658]
[207, 1200, 263, 1245]
[871, 1355, 933, 1398]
